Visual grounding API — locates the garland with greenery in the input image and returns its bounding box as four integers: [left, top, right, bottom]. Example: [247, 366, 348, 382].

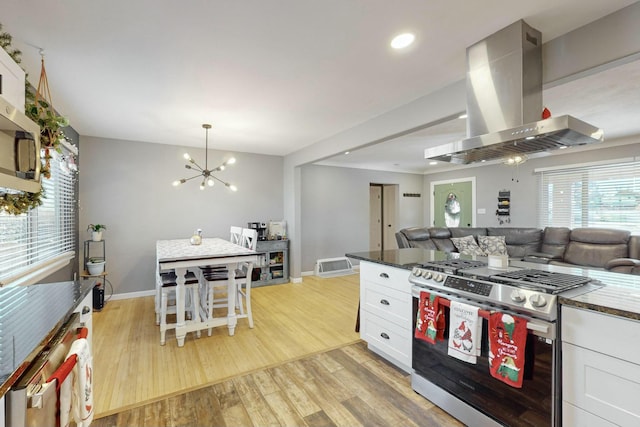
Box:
[0, 23, 69, 215]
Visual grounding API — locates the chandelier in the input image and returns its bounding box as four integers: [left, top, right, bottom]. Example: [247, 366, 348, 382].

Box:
[172, 124, 237, 191]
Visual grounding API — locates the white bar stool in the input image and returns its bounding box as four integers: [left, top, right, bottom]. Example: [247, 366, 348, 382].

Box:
[158, 270, 200, 345]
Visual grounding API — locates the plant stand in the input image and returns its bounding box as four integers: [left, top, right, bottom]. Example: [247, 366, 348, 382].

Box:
[81, 239, 110, 310]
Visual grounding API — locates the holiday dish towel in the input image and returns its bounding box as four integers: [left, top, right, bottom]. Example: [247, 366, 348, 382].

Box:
[488, 312, 528, 388]
[448, 301, 481, 364]
[66, 337, 94, 427]
[414, 291, 445, 344]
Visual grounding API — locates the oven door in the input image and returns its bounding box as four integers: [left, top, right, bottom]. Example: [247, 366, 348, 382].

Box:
[411, 287, 558, 427]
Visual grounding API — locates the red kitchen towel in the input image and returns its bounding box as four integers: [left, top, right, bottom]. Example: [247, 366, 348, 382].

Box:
[448, 301, 481, 364]
[489, 312, 528, 388]
[414, 291, 444, 344]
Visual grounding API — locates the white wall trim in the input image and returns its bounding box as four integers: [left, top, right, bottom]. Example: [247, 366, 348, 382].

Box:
[534, 157, 637, 173]
[109, 289, 155, 300]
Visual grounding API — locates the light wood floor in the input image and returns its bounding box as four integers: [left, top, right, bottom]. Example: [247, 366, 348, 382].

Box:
[93, 274, 362, 417]
[92, 340, 463, 427]
[92, 273, 460, 426]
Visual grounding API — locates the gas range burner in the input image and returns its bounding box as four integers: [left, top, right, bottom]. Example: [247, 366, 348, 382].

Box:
[491, 269, 592, 294]
[420, 259, 487, 274]
[458, 267, 593, 294]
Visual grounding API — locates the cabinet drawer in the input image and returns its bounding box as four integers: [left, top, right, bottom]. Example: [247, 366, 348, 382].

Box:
[361, 311, 411, 368]
[563, 342, 640, 426]
[256, 240, 288, 251]
[360, 262, 410, 293]
[362, 282, 411, 327]
[562, 306, 640, 363]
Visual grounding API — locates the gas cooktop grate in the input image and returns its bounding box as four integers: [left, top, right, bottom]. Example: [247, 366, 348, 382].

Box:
[421, 259, 487, 273]
[492, 269, 591, 292]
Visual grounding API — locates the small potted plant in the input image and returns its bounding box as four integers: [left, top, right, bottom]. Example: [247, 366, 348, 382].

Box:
[86, 257, 106, 275]
[87, 224, 107, 241]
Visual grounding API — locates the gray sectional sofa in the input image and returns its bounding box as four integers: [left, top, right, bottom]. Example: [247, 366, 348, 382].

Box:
[395, 226, 640, 275]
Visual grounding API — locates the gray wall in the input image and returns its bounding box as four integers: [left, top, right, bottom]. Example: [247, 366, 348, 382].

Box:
[79, 136, 283, 295]
[423, 141, 640, 228]
[300, 164, 423, 271]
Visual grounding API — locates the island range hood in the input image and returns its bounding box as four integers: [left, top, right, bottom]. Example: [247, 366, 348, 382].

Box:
[425, 20, 604, 164]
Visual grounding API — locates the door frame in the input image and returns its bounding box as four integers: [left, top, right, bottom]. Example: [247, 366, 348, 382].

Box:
[430, 177, 476, 227]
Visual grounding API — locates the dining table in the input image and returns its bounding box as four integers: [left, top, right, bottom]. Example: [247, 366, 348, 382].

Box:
[156, 237, 258, 347]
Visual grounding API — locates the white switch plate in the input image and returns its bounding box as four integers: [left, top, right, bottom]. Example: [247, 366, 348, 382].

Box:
[477, 208, 486, 214]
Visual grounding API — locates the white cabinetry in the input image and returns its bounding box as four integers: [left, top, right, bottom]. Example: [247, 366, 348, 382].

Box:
[0, 47, 26, 111]
[359, 261, 412, 372]
[562, 306, 640, 426]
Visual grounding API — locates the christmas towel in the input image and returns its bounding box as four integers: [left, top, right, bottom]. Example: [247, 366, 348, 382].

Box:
[489, 312, 528, 388]
[414, 291, 445, 344]
[447, 301, 481, 364]
[66, 337, 94, 427]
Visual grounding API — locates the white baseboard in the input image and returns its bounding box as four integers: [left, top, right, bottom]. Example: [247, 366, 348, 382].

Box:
[301, 270, 314, 276]
[291, 276, 303, 283]
[109, 289, 155, 300]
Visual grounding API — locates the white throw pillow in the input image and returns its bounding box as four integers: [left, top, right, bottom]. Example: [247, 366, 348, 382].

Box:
[478, 235, 508, 256]
[450, 235, 486, 256]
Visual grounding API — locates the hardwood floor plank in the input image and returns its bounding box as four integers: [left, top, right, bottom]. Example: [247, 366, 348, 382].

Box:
[250, 368, 281, 396]
[299, 357, 355, 403]
[263, 390, 308, 427]
[341, 395, 395, 427]
[268, 364, 322, 417]
[298, 378, 363, 427]
[168, 393, 197, 427]
[233, 374, 281, 427]
[188, 386, 226, 427]
[304, 410, 338, 427]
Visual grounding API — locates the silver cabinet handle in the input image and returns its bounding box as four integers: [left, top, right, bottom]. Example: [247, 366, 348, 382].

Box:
[380, 332, 390, 339]
[380, 299, 390, 305]
[379, 272, 389, 278]
[82, 306, 91, 315]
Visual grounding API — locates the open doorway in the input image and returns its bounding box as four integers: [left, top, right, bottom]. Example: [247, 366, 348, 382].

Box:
[369, 184, 399, 251]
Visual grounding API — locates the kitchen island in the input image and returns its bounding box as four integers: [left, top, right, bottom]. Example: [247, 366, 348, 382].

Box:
[347, 248, 640, 427]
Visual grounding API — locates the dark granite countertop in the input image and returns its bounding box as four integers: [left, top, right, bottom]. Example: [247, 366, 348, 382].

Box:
[347, 249, 640, 321]
[0, 280, 94, 397]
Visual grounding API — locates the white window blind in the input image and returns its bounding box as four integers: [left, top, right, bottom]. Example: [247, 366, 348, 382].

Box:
[537, 160, 640, 233]
[0, 148, 77, 285]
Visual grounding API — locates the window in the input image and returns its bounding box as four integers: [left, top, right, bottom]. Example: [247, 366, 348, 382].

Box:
[537, 159, 640, 233]
[0, 146, 77, 286]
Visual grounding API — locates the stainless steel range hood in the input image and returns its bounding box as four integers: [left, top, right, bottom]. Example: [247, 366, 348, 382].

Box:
[425, 20, 604, 164]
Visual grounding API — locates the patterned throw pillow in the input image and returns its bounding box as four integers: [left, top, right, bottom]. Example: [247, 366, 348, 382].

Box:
[450, 235, 486, 256]
[478, 235, 508, 256]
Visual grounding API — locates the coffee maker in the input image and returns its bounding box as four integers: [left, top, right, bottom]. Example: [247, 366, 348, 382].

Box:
[248, 222, 268, 240]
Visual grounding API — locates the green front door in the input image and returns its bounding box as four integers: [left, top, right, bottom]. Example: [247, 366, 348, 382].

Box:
[433, 181, 473, 227]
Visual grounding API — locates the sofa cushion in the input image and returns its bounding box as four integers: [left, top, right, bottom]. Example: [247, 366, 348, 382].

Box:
[564, 228, 630, 268]
[540, 227, 571, 257]
[450, 227, 488, 238]
[402, 227, 431, 242]
[478, 235, 508, 256]
[429, 228, 452, 239]
[410, 239, 437, 250]
[451, 235, 486, 256]
[488, 228, 542, 258]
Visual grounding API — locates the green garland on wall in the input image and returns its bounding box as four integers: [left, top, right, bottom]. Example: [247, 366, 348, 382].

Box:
[0, 23, 68, 215]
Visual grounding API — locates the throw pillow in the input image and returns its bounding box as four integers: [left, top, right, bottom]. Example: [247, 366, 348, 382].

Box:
[478, 235, 508, 256]
[450, 235, 486, 256]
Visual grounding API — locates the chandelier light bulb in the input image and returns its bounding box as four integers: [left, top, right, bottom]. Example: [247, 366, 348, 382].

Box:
[183, 153, 191, 160]
[199, 180, 206, 190]
[229, 184, 238, 192]
[219, 165, 225, 171]
[227, 157, 236, 165]
[207, 177, 215, 186]
[172, 180, 181, 186]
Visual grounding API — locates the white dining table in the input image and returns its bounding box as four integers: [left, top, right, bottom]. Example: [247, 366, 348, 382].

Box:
[156, 238, 258, 347]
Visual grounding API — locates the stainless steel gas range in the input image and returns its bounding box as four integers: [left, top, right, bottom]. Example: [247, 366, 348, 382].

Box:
[409, 255, 600, 427]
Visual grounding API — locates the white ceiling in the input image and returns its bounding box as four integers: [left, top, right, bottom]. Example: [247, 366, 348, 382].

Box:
[3, 0, 638, 163]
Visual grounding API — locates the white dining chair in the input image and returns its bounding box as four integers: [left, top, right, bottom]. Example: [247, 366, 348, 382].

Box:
[157, 269, 201, 345]
[199, 228, 257, 330]
[230, 226, 243, 245]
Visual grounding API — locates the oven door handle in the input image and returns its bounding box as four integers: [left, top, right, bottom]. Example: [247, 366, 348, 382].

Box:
[526, 322, 548, 334]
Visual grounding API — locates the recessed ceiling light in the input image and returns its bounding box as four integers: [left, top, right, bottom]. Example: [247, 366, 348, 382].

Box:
[458, 113, 468, 119]
[391, 33, 415, 49]
[429, 161, 438, 165]
[344, 151, 350, 155]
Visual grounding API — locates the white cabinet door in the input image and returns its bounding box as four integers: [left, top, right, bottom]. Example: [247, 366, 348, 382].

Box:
[563, 401, 617, 427]
[562, 306, 640, 426]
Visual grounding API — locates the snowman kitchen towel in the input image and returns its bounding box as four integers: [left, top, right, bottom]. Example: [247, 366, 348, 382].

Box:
[448, 301, 481, 364]
[414, 291, 445, 344]
[489, 312, 528, 388]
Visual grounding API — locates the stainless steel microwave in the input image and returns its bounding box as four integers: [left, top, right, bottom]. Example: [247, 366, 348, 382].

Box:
[0, 96, 41, 193]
